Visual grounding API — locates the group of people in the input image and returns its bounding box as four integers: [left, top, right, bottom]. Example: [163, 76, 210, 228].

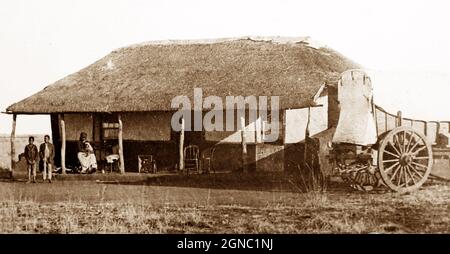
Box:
[24, 135, 55, 183]
[24, 132, 99, 183]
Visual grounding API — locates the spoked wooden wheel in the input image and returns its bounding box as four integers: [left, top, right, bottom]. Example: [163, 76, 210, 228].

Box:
[378, 126, 433, 193]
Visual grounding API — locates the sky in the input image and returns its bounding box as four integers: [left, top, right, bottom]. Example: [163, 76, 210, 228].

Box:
[0, 0, 450, 134]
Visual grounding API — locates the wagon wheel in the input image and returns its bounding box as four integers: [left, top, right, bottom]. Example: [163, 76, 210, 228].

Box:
[378, 126, 433, 193]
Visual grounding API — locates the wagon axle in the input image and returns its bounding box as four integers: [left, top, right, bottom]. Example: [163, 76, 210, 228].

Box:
[399, 154, 413, 166]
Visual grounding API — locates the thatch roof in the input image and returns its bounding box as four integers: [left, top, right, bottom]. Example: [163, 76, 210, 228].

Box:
[6, 36, 360, 114]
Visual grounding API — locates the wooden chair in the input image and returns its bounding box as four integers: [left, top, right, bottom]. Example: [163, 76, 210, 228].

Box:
[184, 145, 200, 174]
[138, 155, 157, 174]
[201, 145, 216, 174]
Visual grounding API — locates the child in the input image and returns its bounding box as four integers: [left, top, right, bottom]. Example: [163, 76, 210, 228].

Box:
[84, 141, 94, 154]
[24, 136, 38, 183]
[83, 141, 97, 173]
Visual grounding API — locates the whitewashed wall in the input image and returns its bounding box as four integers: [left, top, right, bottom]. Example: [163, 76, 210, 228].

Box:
[285, 108, 308, 143]
[62, 102, 329, 144]
[204, 110, 265, 143]
[308, 96, 328, 136]
[284, 96, 328, 144]
[204, 119, 260, 143]
[205, 95, 329, 144]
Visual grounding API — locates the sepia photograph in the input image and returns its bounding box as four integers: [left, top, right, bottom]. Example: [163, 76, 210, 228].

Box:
[0, 0, 449, 244]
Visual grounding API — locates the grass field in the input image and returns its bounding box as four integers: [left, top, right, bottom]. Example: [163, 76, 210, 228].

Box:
[0, 172, 449, 234]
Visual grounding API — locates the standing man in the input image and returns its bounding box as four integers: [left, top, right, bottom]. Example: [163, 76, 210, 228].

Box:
[24, 136, 38, 183]
[39, 135, 55, 183]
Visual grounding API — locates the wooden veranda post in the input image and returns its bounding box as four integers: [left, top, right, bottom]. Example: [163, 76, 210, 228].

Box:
[179, 116, 185, 171]
[10, 114, 16, 178]
[240, 116, 248, 172]
[118, 114, 125, 174]
[59, 114, 66, 174]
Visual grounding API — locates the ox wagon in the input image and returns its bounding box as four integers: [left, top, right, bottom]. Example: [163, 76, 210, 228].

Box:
[329, 69, 434, 193]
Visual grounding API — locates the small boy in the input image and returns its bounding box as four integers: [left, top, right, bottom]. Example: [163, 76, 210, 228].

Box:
[24, 136, 38, 183]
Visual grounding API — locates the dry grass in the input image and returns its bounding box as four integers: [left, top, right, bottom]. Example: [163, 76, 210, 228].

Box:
[0, 177, 449, 234]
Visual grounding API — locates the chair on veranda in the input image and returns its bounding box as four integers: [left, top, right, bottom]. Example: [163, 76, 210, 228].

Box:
[200, 145, 216, 174]
[184, 145, 200, 175]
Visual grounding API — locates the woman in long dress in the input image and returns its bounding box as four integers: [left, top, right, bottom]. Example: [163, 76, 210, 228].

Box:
[77, 132, 98, 173]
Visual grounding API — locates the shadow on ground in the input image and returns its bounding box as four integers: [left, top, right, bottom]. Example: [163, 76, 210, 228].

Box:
[0, 167, 374, 193]
[4, 167, 448, 194]
[99, 171, 356, 193]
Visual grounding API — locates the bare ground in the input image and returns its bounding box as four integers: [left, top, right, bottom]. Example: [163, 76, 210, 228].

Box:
[0, 173, 449, 234]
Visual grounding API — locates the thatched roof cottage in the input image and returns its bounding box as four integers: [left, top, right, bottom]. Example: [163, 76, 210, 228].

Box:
[5, 36, 359, 174]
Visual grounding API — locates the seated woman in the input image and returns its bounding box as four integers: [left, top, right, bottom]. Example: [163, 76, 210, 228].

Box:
[77, 132, 98, 174]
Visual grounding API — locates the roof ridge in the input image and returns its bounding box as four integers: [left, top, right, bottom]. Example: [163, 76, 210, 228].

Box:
[113, 36, 326, 52]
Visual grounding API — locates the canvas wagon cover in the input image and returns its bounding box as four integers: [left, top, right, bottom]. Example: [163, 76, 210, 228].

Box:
[332, 69, 377, 145]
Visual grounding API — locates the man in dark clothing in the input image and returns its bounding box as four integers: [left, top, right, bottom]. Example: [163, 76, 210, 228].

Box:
[24, 136, 38, 183]
[39, 135, 55, 183]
